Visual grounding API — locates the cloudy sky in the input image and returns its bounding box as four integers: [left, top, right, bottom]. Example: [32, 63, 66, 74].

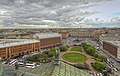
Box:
[0, 0, 120, 28]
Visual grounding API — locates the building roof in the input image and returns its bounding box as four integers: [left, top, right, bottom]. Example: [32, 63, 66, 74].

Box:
[24, 61, 92, 76]
[0, 39, 39, 48]
[101, 34, 120, 38]
[35, 33, 61, 39]
[3, 61, 92, 76]
[105, 41, 120, 47]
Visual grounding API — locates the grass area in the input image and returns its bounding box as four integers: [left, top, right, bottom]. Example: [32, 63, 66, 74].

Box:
[62, 52, 87, 62]
[70, 46, 82, 52]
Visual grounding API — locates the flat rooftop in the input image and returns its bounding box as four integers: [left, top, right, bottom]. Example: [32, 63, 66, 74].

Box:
[105, 41, 120, 47]
[0, 39, 39, 48]
[101, 34, 120, 38]
[35, 33, 62, 39]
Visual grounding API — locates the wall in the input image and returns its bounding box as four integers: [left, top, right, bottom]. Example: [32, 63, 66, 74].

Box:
[103, 42, 117, 57]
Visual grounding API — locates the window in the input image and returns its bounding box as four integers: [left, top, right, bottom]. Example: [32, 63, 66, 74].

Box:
[3, 57, 6, 59]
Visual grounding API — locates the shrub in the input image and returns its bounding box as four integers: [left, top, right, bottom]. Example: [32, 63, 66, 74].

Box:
[50, 48, 56, 52]
[66, 45, 70, 48]
[93, 53, 99, 58]
[26, 54, 48, 62]
[74, 63, 89, 69]
[70, 46, 82, 52]
[97, 54, 107, 62]
[91, 61, 106, 72]
[60, 45, 68, 52]
[42, 51, 49, 54]
[27, 56, 36, 62]
[48, 51, 55, 57]
[85, 46, 96, 56]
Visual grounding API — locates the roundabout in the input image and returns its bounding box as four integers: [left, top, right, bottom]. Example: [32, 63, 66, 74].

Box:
[62, 52, 87, 63]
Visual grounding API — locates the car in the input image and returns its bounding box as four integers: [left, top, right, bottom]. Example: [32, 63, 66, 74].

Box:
[99, 73, 102, 76]
[9, 59, 17, 66]
[2, 61, 7, 64]
[113, 68, 117, 72]
[117, 60, 120, 63]
[25, 63, 36, 68]
[18, 62, 25, 66]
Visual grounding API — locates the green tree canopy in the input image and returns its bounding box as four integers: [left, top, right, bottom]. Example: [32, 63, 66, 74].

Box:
[97, 54, 107, 62]
[59, 45, 68, 52]
[48, 51, 55, 57]
[50, 48, 56, 52]
[86, 46, 96, 56]
[92, 61, 106, 72]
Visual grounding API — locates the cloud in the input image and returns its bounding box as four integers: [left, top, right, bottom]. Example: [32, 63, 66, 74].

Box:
[0, 0, 119, 28]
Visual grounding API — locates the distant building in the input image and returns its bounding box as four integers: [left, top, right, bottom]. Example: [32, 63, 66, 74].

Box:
[34, 33, 62, 49]
[92, 30, 105, 41]
[70, 31, 92, 38]
[0, 39, 40, 60]
[59, 32, 69, 39]
[103, 41, 120, 59]
[99, 34, 120, 45]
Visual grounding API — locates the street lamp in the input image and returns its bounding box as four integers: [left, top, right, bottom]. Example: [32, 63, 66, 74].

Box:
[102, 69, 108, 76]
[0, 57, 1, 61]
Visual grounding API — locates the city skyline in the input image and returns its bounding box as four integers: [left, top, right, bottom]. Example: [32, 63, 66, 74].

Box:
[0, 0, 120, 28]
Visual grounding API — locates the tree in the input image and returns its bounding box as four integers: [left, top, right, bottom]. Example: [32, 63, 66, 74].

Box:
[97, 54, 107, 62]
[66, 45, 70, 48]
[59, 45, 68, 52]
[86, 46, 96, 56]
[48, 51, 55, 57]
[91, 61, 106, 72]
[93, 53, 99, 58]
[27, 54, 48, 62]
[81, 42, 87, 47]
[42, 51, 49, 54]
[50, 48, 56, 52]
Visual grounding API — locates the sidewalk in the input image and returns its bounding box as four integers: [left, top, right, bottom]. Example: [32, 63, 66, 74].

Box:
[81, 47, 98, 72]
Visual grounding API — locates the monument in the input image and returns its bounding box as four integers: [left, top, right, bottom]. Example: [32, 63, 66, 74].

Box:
[54, 49, 60, 65]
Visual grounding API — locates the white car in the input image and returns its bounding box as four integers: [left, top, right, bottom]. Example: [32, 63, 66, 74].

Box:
[25, 63, 36, 68]
[25, 65, 36, 68]
[99, 73, 102, 76]
[2, 61, 6, 64]
[18, 62, 24, 66]
[113, 68, 117, 72]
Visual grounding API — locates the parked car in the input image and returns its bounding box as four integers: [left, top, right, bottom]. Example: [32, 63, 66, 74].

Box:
[18, 61, 25, 67]
[113, 68, 117, 72]
[25, 63, 36, 68]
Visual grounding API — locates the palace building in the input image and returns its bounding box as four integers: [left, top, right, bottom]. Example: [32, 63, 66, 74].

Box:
[0, 39, 40, 60]
[0, 33, 62, 60]
[35, 33, 62, 49]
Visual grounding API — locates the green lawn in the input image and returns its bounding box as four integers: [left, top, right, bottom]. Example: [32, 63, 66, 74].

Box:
[62, 52, 87, 62]
[70, 46, 82, 52]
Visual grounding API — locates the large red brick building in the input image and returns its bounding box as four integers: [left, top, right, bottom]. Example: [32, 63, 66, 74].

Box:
[103, 41, 120, 59]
